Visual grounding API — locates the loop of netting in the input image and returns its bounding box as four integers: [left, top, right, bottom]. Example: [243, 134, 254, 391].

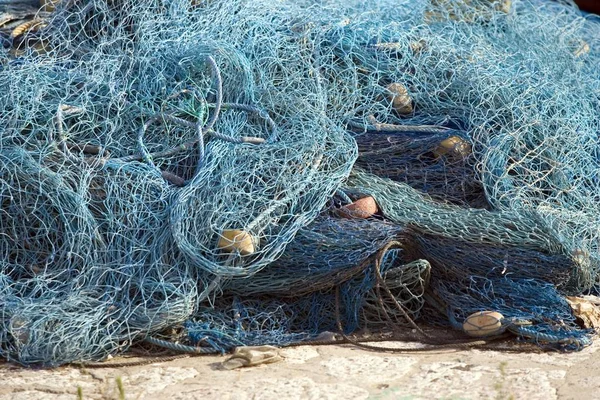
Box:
[344, 169, 566, 257]
[0, 0, 599, 364]
[354, 131, 488, 208]
[186, 242, 430, 352]
[432, 277, 593, 351]
[222, 217, 415, 296]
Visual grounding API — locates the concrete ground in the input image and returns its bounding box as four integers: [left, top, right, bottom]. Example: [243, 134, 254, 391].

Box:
[0, 338, 598, 400]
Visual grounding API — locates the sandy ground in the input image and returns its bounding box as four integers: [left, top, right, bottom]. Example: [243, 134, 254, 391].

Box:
[0, 338, 598, 400]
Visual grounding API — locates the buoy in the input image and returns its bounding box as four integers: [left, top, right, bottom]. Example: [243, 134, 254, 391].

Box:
[574, 40, 590, 58]
[434, 136, 471, 160]
[463, 311, 505, 337]
[40, 0, 61, 12]
[385, 83, 413, 115]
[497, 0, 512, 14]
[218, 229, 255, 255]
[338, 196, 379, 219]
[572, 248, 590, 266]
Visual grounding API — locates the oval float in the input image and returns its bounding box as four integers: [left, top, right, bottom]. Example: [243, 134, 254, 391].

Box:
[462, 311, 505, 337]
[434, 136, 471, 160]
[386, 83, 413, 115]
[338, 196, 379, 219]
[218, 229, 255, 255]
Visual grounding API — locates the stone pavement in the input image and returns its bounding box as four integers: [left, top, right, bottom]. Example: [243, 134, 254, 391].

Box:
[0, 339, 598, 400]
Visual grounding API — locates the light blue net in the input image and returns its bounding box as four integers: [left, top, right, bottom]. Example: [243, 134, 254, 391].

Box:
[0, 0, 599, 365]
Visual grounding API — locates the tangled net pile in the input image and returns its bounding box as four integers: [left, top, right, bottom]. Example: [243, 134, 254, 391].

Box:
[0, 0, 599, 366]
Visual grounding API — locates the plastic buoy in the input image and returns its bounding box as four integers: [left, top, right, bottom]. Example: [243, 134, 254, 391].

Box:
[218, 229, 255, 255]
[338, 196, 379, 219]
[40, 0, 61, 12]
[573, 40, 590, 57]
[463, 311, 505, 337]
[385, 83, 413, 115]
[572, 248, 590, 267]
[434, 136, 471, 160]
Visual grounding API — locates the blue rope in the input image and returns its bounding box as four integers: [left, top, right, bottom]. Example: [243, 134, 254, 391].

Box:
[507, 325, 593, 349]
[144, 336, 221, 354]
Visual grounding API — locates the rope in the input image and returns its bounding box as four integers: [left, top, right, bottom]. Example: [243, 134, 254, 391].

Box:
[72, 354, 194, 369]
[144, 336, 221, 354]
[346, 119, 453, 134]
[334, 285, 511, 353]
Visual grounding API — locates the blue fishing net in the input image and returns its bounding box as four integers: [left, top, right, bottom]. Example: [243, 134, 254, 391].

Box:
[187, 254, 430, 351]
[222, 216, 414, 296]
[0, 0, 598, 365]
[432, 277, 593, 350]
[354, 130, 488, 208]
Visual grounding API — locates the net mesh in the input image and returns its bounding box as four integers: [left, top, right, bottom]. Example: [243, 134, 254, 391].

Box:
[0, 0, 598, 365]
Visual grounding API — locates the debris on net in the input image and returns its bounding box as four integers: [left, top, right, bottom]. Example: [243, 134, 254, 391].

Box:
[0, 0, 599, 365]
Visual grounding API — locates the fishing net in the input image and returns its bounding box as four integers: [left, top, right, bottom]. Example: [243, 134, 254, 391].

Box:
[186, 254, 430, 352]
[355, 131, 488, 208]
[342, 170, 594, 348]
[430, 277, 593, 350]
[0, 146, 203, 365]
[344, 169, 565, 256]
[412, 233, 575, 289]
[0, 0, 599, 365]
[223, 216, 415, 296]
